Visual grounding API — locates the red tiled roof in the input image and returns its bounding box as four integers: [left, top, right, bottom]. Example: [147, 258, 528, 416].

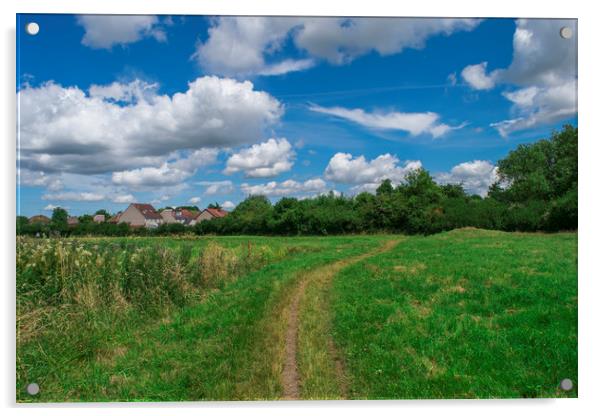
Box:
[205, 208, 228, 218]
[179, 208, 201, 219]
[131, 203, 163, 220]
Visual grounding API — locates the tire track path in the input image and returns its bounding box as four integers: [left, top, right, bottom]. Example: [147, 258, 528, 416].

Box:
[281, 239, 400, 400]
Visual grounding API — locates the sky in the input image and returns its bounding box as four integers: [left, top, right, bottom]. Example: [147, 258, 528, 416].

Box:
[16, 15, 577, 217]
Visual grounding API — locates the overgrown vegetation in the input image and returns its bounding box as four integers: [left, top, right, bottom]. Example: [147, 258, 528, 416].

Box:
[16, 237, 293, 400]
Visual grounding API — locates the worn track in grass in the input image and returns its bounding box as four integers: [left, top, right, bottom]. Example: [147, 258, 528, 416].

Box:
[281, 239, 401, 400]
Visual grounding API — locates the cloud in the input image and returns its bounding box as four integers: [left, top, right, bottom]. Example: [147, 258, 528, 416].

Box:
[18, 77, 282, 175]
[257, 59, 316, 76]
[112, 194, 136, 204]
[435, 160, 499, 196]
[241, 178, 328, 197]
[310, 105, 461, 138]
[221, 200, 236, 210]
[224, 138, 295, 178]
[76, 15, 167, 49]
[44, 204, 61, 211]
[193, 17, 303, 77]
[18, 169, 63, 191]
[503, 19, 577, 87]
[294, 18, 480, 65]
[324, 152, 422, 193]
[196, 180, 234, 195]
[112, 149, 218, 189]
[492, 80, 576, 137]
[461, 62, 498, 90]
[460, 19, 577, 135]
[42, 192, 106, 202]
[195, 17, 480, 77]
[41, 190, 136, 204]
[150, 195, 172, 205]
[188, 196, 201, 204]
[88, 79, 159, 103]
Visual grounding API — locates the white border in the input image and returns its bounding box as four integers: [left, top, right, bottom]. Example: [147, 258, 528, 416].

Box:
[2, 1, 600, 415]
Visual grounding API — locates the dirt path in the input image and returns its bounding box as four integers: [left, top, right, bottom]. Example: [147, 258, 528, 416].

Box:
[281, 239, 400, 400]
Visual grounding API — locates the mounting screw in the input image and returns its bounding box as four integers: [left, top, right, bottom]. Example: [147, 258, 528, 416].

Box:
[25, 22, 40, 36]
[26, 382, 40, 395]
[560, 26, 573, 40]
[559, 378, 573, 391]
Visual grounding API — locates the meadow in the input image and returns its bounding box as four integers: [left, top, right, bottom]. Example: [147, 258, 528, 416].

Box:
[16, 229, 577, 401]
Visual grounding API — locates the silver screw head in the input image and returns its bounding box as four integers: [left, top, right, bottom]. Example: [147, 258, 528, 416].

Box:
[26, 382, 40, 395]
[560, 378, 573, 391]
[25, 22, 40, 36]
[560, 26, 573, 39]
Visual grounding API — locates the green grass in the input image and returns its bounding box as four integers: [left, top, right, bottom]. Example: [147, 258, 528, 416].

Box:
[331, 229, 577, 399]
[17, 230, 578, 401]
[17, 235, 383, 402]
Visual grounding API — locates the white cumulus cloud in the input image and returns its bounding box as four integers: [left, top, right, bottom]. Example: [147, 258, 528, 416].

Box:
[241, 178, 328, 197]
[44, 204, 61, 211]
[195, 17, 480, 77]
[18, 77, 282, 175]
[18, 169, 63, 191]
[459, 19, 577, 136]
[188, 196, 202, 204]
[435, 160, 499, 196]
[324, 152, 422, 193]
[221, 200, 236, 210]
[112, 149, 218, 189]
[224, 138, 295, 178]
[76, 15, 167, 49]
[196, 180, 234, 195]
[461, 62, 499, 90]
[112, 194, 136, 204]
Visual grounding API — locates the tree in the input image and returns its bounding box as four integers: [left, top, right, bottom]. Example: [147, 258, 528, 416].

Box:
[208, 202, 222, 210]
[493, 124, 577, 230]
[50, 207, 69, 234]
[78, 214, 94, 224]
[376, 179, 394, 196]
[398, 169, 444, 234]
[16, 216, 29, 234]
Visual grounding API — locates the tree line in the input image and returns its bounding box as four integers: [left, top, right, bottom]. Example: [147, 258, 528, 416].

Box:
[17, 125, 577, 237]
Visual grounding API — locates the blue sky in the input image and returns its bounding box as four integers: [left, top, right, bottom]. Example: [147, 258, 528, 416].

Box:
[16, 15, 577, 217]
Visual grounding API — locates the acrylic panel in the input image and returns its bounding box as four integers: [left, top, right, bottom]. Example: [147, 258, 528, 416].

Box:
[16, 14, 577, 402]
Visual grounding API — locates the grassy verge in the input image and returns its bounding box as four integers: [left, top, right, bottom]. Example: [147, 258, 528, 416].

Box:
[331, 229, 577, 399]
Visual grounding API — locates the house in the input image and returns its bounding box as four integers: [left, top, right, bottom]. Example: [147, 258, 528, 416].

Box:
[108, 212, 121, 224]
[29, 215, 50, 224]
[160, 209, 178, 224]
[118, 203, 163, 228]
[161, 208, 201, 226]
[193, 207, 229, 224]
[177, 209, 201, 225]
[93, 214, 106, 223]
[67, 216, 79, 227]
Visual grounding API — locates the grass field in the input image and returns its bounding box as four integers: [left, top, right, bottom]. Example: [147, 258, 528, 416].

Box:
[16, 229, 577, 401]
